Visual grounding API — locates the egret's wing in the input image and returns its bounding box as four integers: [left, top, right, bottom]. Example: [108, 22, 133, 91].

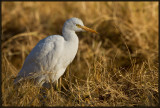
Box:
[17, 35, 64, 78]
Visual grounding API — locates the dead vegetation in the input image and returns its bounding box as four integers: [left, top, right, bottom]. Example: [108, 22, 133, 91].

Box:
[2, 2, 159, 106]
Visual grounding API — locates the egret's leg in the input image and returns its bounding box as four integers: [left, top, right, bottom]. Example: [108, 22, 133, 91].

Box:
[56, 80, 59, 91]
[52, 80, 59, 91]
[59, 77, 62, 91]
[39, 87, 47, 106]
[39, 82, 51, 106]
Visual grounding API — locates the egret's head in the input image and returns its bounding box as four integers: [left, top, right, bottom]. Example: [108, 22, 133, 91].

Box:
[63, 17, 98, 34]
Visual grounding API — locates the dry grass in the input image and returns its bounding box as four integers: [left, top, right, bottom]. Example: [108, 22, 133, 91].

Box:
[2, 1, 159, 106]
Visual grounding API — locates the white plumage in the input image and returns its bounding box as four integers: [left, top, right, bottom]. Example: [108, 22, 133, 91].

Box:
[14, 17, 98, 87]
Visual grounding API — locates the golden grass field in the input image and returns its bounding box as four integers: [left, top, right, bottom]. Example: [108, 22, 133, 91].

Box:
[2, 1, 159, 106]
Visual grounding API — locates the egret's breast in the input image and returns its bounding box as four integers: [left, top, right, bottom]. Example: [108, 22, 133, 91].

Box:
[61, 39, 79, 68]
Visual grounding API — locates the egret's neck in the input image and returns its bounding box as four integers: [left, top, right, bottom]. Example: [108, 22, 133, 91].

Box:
[62, 28, 78, 42]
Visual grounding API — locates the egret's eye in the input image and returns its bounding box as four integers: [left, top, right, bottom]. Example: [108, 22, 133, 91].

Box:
[76, 24, 81, 28]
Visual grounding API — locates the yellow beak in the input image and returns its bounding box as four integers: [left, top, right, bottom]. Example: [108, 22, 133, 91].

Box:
[76, 24, 98, 34]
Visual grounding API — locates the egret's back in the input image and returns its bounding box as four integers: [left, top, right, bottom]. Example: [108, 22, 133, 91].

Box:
[14, 35, 65, 85]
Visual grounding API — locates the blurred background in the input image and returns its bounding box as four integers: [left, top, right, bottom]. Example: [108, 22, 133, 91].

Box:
[2, 2, 159, 106]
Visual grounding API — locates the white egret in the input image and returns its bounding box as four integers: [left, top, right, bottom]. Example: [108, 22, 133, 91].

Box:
[14, 17, 98, 87]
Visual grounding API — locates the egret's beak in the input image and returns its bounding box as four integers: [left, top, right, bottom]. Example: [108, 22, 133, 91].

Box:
[76, 24, 98, 34]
